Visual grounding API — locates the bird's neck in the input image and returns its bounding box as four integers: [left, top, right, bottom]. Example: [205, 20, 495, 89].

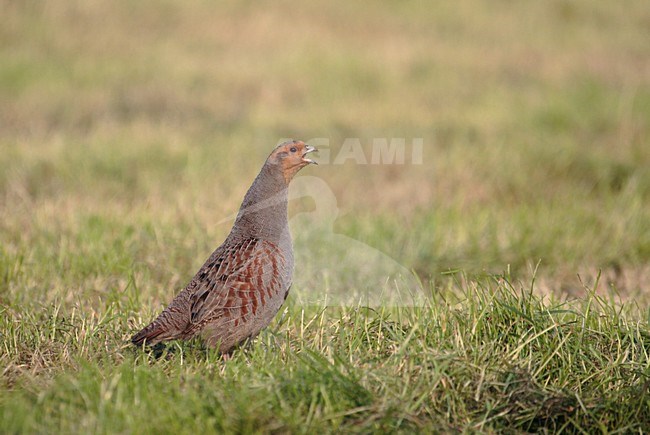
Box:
[230, 163, 290, 242]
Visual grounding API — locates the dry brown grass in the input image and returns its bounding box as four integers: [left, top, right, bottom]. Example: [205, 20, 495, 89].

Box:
[2, 2, 650, 300]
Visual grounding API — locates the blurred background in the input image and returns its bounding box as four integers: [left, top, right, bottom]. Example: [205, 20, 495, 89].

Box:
[1, 0, 649, 307]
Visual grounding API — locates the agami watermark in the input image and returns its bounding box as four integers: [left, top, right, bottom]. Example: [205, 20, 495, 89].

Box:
[278, 138, 424, 165]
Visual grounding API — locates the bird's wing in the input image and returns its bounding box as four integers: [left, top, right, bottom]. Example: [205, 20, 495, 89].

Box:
[185, 238, 287, 332]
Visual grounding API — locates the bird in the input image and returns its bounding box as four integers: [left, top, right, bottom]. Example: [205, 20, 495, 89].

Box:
[131, 140, 318, 354]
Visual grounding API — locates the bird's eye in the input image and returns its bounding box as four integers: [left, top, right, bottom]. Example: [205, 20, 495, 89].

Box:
[290, 147, 297, 153]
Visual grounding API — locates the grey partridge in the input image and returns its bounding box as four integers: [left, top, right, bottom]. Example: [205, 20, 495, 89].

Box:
[131, 140, 317, 353]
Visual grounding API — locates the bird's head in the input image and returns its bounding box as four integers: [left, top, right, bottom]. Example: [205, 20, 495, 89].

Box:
[268, 140, 318, 183]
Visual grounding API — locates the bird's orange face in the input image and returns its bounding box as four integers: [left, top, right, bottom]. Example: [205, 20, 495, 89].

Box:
[269, 140, 318, 183]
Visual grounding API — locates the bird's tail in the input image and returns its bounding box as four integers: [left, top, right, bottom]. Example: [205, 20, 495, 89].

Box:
[131, 290, 192, 347]
[131, 320, 178, 347]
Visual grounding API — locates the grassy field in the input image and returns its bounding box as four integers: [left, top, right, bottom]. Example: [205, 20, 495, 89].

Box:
[2, 0, 650, 432]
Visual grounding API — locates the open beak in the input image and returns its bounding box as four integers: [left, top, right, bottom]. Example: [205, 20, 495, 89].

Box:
[302, 145, 318, 165]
